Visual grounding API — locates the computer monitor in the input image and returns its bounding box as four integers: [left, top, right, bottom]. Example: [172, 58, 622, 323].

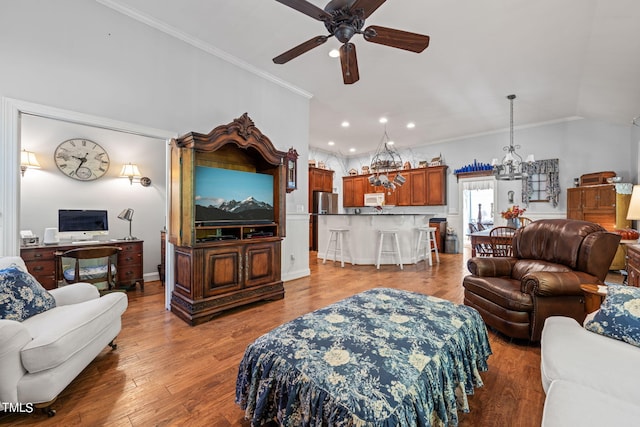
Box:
[58, 209, 109, 241]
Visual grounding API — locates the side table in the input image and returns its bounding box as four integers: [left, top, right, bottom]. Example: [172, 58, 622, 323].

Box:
[580, 284, 608, 314]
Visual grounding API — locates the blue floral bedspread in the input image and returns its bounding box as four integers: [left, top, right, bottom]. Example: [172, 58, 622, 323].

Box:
[235, 288, 492, 426]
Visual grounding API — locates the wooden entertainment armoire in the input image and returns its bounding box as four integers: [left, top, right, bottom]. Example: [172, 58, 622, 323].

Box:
[169, 113, 287, 325]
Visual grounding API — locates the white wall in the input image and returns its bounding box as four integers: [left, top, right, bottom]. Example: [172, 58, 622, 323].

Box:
[0, 0, 311, 281]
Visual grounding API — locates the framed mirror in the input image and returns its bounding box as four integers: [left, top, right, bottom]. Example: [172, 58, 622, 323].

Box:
[285, 147, 298, 193]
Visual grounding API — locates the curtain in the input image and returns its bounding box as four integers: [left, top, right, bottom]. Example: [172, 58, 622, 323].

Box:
[522, 159, 560, 207]
[460, 178, 495, 192]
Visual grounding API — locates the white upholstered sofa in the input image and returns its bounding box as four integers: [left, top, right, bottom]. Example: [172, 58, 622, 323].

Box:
[0, 256, 128, 415]
[541, 316, 640, 426]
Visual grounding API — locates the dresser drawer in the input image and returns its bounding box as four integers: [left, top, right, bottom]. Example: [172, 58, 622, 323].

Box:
[118, 266, 143, 284]
[118, 242, 142, 254]
[21, 248, 56, 262]
[118, 252, 142, 267]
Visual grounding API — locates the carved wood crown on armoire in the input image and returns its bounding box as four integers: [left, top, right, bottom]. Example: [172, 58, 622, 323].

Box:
[169, 113, 287, 325]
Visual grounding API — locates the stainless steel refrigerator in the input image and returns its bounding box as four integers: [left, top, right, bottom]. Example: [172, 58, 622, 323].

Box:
[311, 191, 339, 250]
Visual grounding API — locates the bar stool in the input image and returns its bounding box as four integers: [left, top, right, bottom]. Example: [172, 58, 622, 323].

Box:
[322, 228, 352, 267]
[415, 226, 440, 266]
[376, 229, 403, 270]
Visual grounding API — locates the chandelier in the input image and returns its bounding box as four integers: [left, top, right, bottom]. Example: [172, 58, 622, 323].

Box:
[492, 94, 534, 181]
[369, 125, 406, 191]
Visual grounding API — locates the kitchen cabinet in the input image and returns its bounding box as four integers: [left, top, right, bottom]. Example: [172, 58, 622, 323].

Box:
[308, 167, 334, 209]
[342, 166, 447, 207]
[342, 175, 369, 207]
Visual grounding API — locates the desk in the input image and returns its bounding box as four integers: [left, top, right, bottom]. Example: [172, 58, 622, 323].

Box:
[20, 240, 144, 290]
[469, 229, 515, 257]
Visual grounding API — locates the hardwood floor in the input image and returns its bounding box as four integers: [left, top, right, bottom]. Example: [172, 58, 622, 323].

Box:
[5, 248, 606, 426]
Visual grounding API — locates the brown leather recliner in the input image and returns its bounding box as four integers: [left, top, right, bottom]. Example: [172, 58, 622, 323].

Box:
[463, 219, 621, 341]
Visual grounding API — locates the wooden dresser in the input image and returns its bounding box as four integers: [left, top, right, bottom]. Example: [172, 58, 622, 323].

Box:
[566, 183, 632, 270]
[20, 240, 144, 291]
[626, 244, 640, 287]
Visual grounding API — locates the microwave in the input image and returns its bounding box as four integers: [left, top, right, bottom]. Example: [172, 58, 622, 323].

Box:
[364, 193, 385, 207]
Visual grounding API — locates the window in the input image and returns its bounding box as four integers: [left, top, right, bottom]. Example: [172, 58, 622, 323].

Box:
[528, 173, 548, 202]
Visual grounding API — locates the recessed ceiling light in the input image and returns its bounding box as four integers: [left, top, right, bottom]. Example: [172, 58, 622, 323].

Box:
[379, 117, 388, 124]
[328, 141, 335, 146]
[407, 122, 416, 129]
[349, 148, 356, 152]
[341, 121, 350, 127]
[329, 49, 339, 58]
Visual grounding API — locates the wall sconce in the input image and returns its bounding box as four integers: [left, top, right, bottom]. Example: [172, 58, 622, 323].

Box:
[20, 150, 41, 177]
[120, 163, 151, 187]
[117, 208, 137, 240]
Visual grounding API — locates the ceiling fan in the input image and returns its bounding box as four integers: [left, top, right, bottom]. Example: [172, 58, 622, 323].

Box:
[273, 0, 430, 84]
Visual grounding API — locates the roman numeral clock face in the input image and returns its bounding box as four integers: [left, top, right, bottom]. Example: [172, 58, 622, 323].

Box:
[54, 139, 110, 181]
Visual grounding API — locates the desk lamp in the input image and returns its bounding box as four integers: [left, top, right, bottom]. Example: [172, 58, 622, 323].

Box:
[117, 208, 136, 240]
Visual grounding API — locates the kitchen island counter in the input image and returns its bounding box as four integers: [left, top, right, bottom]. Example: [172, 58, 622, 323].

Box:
[316, 213, 438, 265]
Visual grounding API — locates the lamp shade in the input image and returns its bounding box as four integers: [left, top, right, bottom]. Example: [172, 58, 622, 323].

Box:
[117, 208, 135, 222]
[117, 208, 136, 240]
[20, 150, 41, 176]
[20, 150, 41, 169]
[627, 185, 640, 220]
[120, 163, 141, 178]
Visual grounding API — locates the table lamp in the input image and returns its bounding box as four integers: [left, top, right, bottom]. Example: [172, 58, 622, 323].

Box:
[626, 185, 640, 241]
[627, 185, 640, 220]
[117, 208, 136, 240]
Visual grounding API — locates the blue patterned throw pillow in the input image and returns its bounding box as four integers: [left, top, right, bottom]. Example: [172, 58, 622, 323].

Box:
[585, 284, 640, 347]
[0, 266, 56, 321]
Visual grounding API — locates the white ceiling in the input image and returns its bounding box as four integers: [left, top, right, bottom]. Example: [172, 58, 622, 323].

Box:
[102, 0, 640, 156]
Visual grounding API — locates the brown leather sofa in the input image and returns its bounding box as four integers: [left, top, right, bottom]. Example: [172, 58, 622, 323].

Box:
[463, 219, 621, 341]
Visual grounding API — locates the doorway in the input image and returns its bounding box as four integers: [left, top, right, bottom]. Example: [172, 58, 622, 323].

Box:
[461, 179, 496, 247]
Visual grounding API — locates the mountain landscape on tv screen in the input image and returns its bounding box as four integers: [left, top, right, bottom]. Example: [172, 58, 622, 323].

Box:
[196, 196, 273, 223]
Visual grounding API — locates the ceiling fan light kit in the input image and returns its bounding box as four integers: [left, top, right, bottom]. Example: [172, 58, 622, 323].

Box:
[273, 0, 430, 84]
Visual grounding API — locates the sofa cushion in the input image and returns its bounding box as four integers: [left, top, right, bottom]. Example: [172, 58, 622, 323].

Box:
[20, 292, 127, 373]
[0, 266, 56, 322]
[542, 379, 640, 427]
[511, 260, 571, 281]
[463, 276, 533, 312]
[541, 316, 640, 403]
[585, 284, 640, 347]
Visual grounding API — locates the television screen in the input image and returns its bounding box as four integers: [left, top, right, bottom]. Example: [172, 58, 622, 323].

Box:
[58, 209, 109, 233]
[195, 166, 274, 224]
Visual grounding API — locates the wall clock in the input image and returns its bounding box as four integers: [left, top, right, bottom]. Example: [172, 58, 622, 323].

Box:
[285, 147, 298, 193]
[54, 138, 110, 181]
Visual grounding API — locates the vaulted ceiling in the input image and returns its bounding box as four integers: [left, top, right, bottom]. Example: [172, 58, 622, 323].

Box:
[104, 0, 640, 156]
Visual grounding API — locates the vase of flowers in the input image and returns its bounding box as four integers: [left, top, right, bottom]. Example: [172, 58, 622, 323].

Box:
[501, 205, 526, 228]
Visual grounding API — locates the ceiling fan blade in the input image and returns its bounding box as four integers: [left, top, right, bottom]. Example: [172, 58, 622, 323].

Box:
[349, 0, 388, 19]
[340, 43, 359, 84]
[273, 36, 329, 64]
[275, 0, 333, 21]
[363, 25, 430, 53]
